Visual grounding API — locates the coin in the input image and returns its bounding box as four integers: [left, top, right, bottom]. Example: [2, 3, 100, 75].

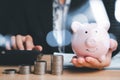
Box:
[51, 55, 63, 75]
[4, 69, 17, 74]
[34, 60, 46, 75]
[19, 65, 31, 74]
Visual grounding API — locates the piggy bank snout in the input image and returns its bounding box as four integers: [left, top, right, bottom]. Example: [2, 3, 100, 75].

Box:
[85, 38, 97, 48]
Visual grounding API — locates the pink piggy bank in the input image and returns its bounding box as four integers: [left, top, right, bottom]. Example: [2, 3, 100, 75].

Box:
[71, 21, 111, 62]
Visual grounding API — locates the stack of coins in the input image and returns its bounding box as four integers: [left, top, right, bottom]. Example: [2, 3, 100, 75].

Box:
[34, 60, 46, 75]
[19, 65, 31, 74]
[51, 55, 63, 75]
[4, 69, 17, 74]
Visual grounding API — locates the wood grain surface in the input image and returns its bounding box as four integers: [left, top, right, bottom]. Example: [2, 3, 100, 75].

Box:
[0, 55, 120, 80]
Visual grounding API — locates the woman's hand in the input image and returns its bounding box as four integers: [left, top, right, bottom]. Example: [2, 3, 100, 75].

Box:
[6, 34, 42, 51]
[71, 39, 118, 69]
[71, 49, 112, 69]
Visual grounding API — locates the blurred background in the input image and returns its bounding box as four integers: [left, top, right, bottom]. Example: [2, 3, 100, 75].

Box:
[0, 0, 119, 56]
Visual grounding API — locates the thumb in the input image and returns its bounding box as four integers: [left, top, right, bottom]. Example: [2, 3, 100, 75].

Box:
[110, 39, 118, 51]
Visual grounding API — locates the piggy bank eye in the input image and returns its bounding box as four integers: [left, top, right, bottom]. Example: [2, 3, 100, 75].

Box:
[95, 30, 98, 33]
[85, 31, 88, 34]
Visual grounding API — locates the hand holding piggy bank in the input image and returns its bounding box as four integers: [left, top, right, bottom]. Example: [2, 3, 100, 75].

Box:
[71, 21, 116, 62]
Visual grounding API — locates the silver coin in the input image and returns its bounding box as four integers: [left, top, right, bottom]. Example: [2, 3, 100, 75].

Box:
[34, 60, 46, 75]
[19, 65, 31, 74]
[51, 55, 63, 75]
[4, 69, 17, 74]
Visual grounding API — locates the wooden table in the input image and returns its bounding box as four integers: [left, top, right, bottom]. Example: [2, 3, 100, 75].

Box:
[0, 55, 120, 80]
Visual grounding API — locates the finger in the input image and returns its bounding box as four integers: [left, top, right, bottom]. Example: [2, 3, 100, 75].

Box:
[16, 35, 24, 50]
[71, 57, 83, 67]
[77, 57, 85, 64]
[110, 39, 118, 51]
[71, 57, 77, 63]
[5, 41, 11, 50]
[70, 56, 77, 63]
[85, 57, 109, 69]
[11, 36, 17, 50]
[24, 35, 34, 50]
[77, 57, 95, 68]
[33, 45, 43, 51]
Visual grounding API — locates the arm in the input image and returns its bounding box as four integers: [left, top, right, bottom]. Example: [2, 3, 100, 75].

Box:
[89, 0, 110, 30]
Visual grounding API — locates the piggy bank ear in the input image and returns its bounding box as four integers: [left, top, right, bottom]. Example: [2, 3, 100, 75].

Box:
[71, 21, 83, 33]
